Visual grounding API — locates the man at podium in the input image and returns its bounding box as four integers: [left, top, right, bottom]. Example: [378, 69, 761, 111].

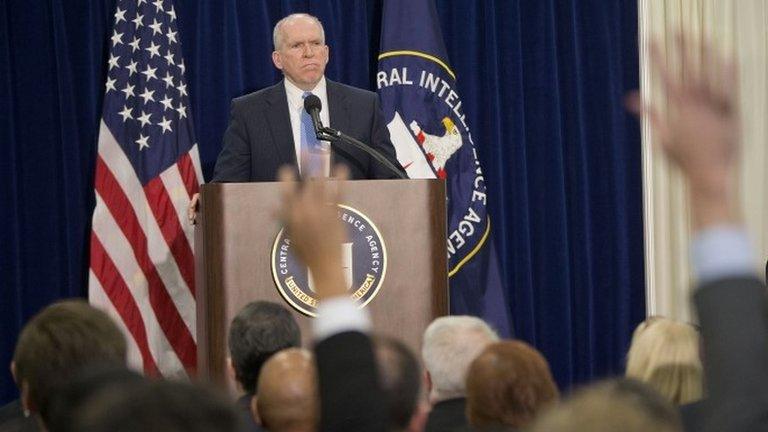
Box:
[211, 13, 402, 182]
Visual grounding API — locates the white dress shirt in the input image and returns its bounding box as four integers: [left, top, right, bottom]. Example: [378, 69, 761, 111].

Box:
[284, 77, 331, 175]
[313, 296, 372, 341]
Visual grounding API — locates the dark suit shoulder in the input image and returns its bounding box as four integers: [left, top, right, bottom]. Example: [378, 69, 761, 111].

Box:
[230, 83, 284, 113]
[0, 399, 39, 432]
[425, 398, 470, 432]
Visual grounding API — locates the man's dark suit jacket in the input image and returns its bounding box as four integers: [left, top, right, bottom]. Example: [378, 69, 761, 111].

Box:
[424, 398, 470, 432]
[315, 331, 388, 432]
[680, 398, 707, 432]
[212, 79, 402, 182]
[694, 276, 768, 432]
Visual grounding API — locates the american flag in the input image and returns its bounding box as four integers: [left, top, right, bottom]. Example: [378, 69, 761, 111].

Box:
[89, 0, 202, 377]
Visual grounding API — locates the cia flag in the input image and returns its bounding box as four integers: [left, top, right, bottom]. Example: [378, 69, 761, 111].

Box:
[377, 0, 512, 336]
[89, 0, 203, 377]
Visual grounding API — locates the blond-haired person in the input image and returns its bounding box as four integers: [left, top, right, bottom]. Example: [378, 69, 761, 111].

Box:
[625, 317, 702, 405]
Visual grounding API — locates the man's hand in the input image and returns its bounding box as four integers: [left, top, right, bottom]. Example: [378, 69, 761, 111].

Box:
[627, 35, 740, 229]
[278, 165, 350, 300]
[187, 193, 200, 225]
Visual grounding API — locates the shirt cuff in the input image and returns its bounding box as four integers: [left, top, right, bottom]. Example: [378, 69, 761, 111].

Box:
[691, 225, 756, 285]
[313, 297, 371, 341]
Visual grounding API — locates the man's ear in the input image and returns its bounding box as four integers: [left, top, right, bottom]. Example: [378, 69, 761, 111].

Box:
[226, 357, 236, 382]
[19, 381, 35, 415]
[424, 370, 433, 395]
[11, 362, 34, 414]
[227, 357, 246, 393]
[272, 51, 283, 71]
[249, 394, 263, 426]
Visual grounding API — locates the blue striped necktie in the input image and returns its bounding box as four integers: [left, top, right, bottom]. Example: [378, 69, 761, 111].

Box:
[301, 91, 321, 151]
[300, 91, 325, 177]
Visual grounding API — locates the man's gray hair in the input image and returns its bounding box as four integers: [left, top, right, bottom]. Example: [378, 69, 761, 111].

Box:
[421, 316, 499, 402]
[272, 13, 326, 50]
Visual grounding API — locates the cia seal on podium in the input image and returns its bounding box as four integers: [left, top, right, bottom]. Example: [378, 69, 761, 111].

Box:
[270, 204, 387, 317]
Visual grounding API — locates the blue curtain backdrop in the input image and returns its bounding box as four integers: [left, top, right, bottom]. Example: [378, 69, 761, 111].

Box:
[0, 0, 644, 403]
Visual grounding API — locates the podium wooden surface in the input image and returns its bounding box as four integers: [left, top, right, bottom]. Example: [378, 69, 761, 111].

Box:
[195, 179, 448, 386]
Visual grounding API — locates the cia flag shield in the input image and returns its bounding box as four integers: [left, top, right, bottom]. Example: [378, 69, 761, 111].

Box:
[377, 0, 512, 336]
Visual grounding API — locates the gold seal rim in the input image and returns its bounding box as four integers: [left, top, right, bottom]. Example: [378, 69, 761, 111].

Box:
[269, 204, 388, 317]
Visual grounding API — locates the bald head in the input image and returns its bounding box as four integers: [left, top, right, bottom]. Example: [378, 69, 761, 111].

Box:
[253, 348, 317, 432]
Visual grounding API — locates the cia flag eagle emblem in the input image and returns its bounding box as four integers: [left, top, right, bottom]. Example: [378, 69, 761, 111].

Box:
[271, 205, 387, 317]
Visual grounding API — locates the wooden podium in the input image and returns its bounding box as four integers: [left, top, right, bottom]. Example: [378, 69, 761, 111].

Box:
[194, 179, 448, 385]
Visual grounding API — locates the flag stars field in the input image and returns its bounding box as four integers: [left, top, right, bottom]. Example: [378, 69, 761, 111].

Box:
[100, 0, 196, 177]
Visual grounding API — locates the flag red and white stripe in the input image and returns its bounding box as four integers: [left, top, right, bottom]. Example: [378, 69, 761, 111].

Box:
[89, 0, 201, 377]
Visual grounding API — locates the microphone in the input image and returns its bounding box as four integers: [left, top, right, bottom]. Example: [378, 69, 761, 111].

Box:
[303, 94, 324, 135]
[303, 93, 407, 179]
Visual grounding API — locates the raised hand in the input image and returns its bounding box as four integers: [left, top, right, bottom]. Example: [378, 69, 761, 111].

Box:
[627, 34, 740, 229]
[277, 165, 350, 300]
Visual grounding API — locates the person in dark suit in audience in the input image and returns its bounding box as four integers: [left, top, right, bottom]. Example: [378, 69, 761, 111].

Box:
[628, 34, 768, 432]
[4, 301, 127, 432]
[228, 301, 301, 432]
[421, 316, 498, 432]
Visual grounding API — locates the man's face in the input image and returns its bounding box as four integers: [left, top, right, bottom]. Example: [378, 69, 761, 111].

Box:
[272, 18, 329, 90]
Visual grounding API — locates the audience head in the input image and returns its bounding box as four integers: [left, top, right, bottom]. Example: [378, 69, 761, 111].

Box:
[11, 300, 127, 425]
[253, 348, 317, 432]
[625, 316, 702, 405]
[73, 379, 240, 432]
[373, 335, 422, 431]
[421, 316, 498, 402]
[465, 340, 558, 430]
[228, 301, 301, 395]
[529, 378, 682, 432]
